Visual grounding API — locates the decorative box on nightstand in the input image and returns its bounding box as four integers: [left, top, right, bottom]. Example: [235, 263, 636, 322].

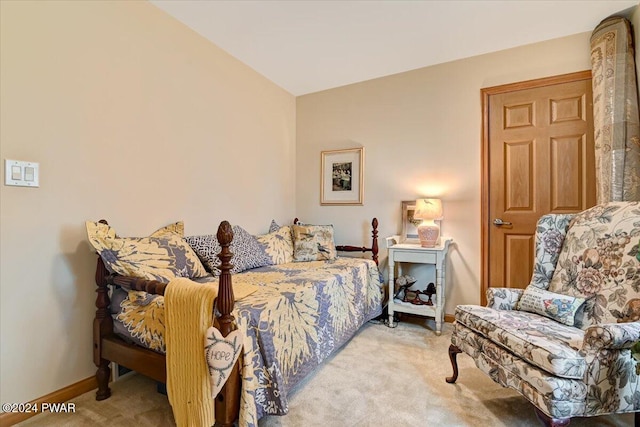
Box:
[385, 236, 453, 335]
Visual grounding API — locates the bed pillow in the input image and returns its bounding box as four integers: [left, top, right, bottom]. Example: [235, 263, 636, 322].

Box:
[86, 221, 208, 282]
[186, 225, 271, 275]
[268, 219, 281, 233]
[292, 224, 337, 262]
[256, 224, 294, 265]
[516, 285, 586, 326]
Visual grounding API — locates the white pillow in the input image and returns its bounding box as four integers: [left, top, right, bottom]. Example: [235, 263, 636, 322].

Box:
[517, 285, 586, 326]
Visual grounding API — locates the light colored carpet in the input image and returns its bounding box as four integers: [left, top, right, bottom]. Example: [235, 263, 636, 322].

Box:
[18, 317, 635, 426]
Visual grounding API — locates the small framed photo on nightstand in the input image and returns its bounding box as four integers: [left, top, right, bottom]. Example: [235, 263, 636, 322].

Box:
[401, 200, 421, 243]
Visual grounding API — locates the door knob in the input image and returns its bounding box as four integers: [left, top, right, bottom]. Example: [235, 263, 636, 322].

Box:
[493, 218, 512, 226]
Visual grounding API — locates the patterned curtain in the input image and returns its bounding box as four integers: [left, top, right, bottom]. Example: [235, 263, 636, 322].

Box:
[590, 16, 640, 202]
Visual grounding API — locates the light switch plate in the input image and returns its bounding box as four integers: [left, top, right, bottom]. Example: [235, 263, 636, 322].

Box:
[5, 159, 39, 187]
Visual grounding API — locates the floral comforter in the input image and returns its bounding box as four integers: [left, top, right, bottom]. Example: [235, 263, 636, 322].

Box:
[112, 257, 383, 424]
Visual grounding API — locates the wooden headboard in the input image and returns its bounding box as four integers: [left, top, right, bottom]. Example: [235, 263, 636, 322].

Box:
[293, 217, 379, 265]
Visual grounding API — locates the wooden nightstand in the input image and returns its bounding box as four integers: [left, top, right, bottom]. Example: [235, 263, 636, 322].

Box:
[385, 236, 453, 335]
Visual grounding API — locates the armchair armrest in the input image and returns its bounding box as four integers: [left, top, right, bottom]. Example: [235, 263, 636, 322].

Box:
[582, 322, 640, 353]
[486, 287, 524, 310]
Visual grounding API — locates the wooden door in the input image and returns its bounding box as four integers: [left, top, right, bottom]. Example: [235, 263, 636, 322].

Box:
[481, 71, 596, 304]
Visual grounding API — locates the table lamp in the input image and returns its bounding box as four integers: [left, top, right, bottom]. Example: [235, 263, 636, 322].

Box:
[414, 198, 443, 248]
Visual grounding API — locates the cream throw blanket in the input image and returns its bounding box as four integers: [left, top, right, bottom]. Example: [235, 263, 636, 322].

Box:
[164, 277, 258, 427]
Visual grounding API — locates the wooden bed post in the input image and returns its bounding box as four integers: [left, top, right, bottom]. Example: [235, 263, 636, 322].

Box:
[93, 255, 113, 400]
[213, 221, 241, 427]
[371, 217, 379, 265]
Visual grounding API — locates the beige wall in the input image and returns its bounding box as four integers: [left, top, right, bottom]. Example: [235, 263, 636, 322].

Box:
[296, 32, 594, 319]
[3, 0, 638, 408]
[0, 1, 295, 404]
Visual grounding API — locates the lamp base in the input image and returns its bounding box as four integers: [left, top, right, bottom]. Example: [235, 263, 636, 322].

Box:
[417, 224, 439, 248]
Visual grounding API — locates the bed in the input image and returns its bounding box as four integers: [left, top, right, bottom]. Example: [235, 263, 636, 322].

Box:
[91, 218, 382, 426]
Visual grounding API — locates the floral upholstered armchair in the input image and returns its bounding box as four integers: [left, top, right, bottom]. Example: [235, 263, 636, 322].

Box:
[447, 201, 640, 426]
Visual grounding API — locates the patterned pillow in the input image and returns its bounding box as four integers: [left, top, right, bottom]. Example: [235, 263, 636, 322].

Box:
[517, 285, 586, 326]
[528, 213, 575, 289]
[548, 201, 640, 328]
[85, 221, 208, 282]
[268, 220, 281, 233]
[292, 224, 337, 262]
[186, 225, 271, 275]
[256, 225, 294, 265]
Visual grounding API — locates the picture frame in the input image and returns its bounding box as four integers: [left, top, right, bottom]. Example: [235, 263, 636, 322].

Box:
[401, 200, 421, 243]
[320, 147, 364, 205]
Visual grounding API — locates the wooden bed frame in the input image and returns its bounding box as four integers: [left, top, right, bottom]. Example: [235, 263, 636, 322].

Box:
[93, 218, 379, 426]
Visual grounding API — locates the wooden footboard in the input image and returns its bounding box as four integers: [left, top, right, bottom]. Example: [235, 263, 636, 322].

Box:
[93, 261, 168, 397]
[93, 218, 379, 426]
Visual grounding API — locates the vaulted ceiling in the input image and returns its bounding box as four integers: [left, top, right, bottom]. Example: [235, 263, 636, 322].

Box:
[150, 0, 639, 95]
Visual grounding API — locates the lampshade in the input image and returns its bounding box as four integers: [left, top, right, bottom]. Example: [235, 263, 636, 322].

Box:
[414, 198, 443, 220]
[414, 198, 443, 248]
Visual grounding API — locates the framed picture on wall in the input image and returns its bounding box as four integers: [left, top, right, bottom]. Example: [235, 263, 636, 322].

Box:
[320, 147, 364, 205]
[401, 200, 421, 243]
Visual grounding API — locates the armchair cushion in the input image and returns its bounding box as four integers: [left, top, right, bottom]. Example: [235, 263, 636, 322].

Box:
[455, 305, 586, 379]
[453, 322, 589, 418]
